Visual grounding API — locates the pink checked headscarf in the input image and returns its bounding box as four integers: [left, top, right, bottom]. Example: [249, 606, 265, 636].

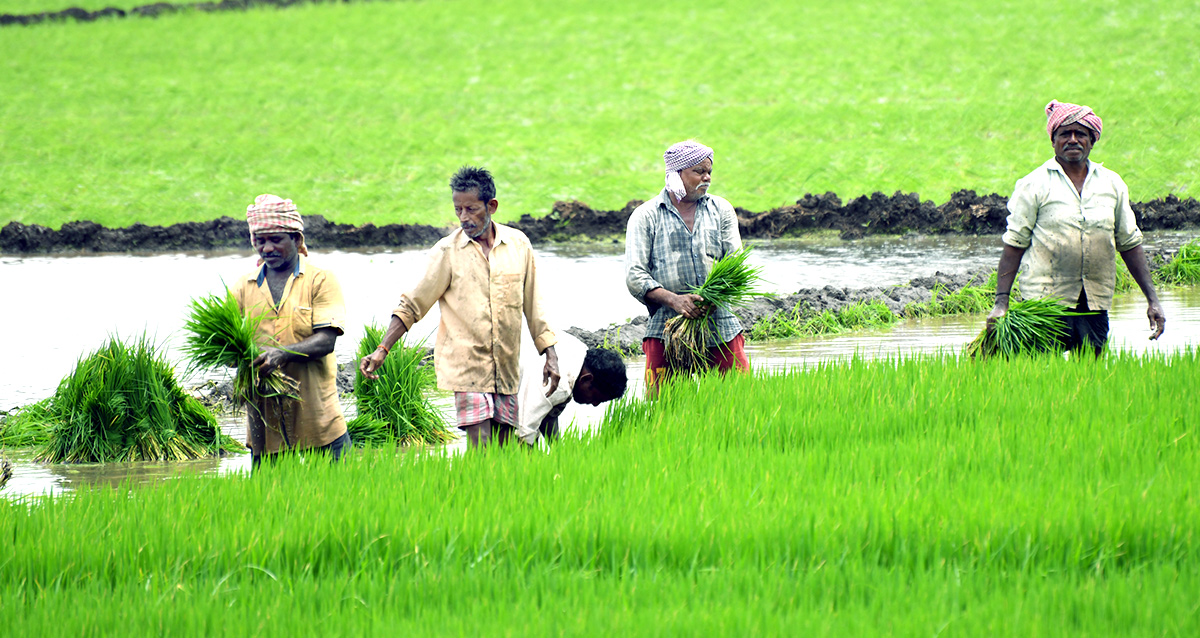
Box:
[246, 194, 308, 256]
[664, 141, 714, 200]
[1045, 100, 1102, 142]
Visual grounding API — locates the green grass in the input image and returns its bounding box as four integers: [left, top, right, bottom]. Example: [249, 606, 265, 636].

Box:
[2, 0, 1198, 229]
[1, 351, 1197, 634]
[750, 299, 898, 340]
[1154, 237, 1200, 286]
[4, 336, 241, 462]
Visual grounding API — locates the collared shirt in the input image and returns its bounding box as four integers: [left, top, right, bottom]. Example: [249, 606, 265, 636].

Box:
[516, 332, 588, 445]
[392, 223, 557, 395]
[233, 255, 348, 452]
[1002, 158, 1144, 311]
[625, 188, 744, 345]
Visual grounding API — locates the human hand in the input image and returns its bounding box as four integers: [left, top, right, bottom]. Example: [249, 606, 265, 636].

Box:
[253, 348, 289, 376]
[670, 293, 706, 319]
[542, 349, 561, 398]
[984, 302, 1008, 333]
[1147, 302, 1166, 340]
[359, 349, 387, 380]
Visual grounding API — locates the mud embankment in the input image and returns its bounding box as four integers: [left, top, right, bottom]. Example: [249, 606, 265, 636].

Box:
[4, 191, 1198, 254]
[0, 0, 376, 28]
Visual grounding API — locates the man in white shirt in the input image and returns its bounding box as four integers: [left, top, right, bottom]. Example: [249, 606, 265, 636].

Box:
[987, 100, 1165, 354]
[516, 333, 628, 445]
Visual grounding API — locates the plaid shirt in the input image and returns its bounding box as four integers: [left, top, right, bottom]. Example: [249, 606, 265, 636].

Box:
[625, 188, 743, 346]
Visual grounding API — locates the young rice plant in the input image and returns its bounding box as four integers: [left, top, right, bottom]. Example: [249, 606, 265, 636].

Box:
[349, 325, 453, 447]
[664, 247, 770, 372]
[964, 297, 1080, 359]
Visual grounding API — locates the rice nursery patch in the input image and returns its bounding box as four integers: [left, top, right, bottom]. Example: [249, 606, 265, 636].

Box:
[1, 351, 1197, 634]
[749, 299, 897, 340]
[5, 337, 239, 462]
[1155, 237, 1200, 287]
[347, 325, 453, 447]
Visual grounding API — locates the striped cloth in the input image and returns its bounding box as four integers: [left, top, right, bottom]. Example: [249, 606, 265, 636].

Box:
[455, 392, 519, 427]
[663, 141, 714, 200]
[247, 193, 308, 256]
[1045, 100, 1102, 142]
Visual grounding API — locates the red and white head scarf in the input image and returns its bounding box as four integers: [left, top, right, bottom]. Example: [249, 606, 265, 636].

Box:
[1045, 100, 1102, 143]
[246, 194, 308, 257]
[664, 141, 714, 200]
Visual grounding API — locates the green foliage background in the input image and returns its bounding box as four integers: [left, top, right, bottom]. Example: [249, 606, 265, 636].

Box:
[1, 0, 1197, 229]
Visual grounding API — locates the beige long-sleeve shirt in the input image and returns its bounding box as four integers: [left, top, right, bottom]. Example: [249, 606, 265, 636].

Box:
[392, 223, 557, 395]
[1002, 158, 1144, 311]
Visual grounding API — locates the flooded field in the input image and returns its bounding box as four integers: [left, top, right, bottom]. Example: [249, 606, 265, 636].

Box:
[2, 232, 1198, 498]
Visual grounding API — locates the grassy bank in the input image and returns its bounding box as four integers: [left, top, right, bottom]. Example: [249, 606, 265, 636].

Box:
[2, 351, 1197, 634]
[2, 0, 1197, 229]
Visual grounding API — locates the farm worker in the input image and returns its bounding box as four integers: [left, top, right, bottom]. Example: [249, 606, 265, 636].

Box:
[625, 140, 749, 394]
[359, 166, 560, 448]
[986, 100, 1166, 354]
[515, 332, 629, 446]
[235, 194, 351, 465]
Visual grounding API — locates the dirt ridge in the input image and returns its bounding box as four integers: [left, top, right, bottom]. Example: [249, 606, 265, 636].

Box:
[4, 190, 1198, 255]
[0, 0, 384, 27]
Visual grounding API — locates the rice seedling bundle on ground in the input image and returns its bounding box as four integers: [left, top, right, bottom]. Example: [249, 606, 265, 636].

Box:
[15, 337, 238, 463]
[664, 247, 769, 372]
[349, 325, 453, 447]
[181, 289, 300, 405]
[0, 402, 55, 448]
[1, 351, 1197, 634]
[963, 297, 1080, 359]
[1155, 237, 1200, 286]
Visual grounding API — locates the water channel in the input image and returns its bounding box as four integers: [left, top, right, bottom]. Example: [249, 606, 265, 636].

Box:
[3, 231, 1198, 498]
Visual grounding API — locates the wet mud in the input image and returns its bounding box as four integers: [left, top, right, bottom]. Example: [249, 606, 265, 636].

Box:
[0, 0, 365, 28]
[4, 191, 1198, 254]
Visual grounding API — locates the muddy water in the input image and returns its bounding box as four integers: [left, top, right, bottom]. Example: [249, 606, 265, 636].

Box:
[3, 232, 1198, 499]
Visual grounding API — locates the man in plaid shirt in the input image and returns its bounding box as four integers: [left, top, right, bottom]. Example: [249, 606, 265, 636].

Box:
[625, 141, 749, 394]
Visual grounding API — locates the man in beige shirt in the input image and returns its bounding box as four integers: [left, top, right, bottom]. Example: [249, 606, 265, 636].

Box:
[235, 194, 351, 465]
[360, 166, 560, 447]
[987, 100, 1165, 355]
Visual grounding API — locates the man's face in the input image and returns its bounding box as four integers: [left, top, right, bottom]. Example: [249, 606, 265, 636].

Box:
[571, 375, 608, 407]
[1052, 123, 1095, 165]
[453, 189, 497, 240]
[253, 232, 297, 271]
[678, 157, 713, 202]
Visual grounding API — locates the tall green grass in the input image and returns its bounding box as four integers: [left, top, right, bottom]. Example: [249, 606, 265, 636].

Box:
[1, 351, 1197, 634]
[1, 0, 1197, 229]
[5, 337, 240, 462]
[1154, 237, 1200, 286]
[347, 325, 453, 447]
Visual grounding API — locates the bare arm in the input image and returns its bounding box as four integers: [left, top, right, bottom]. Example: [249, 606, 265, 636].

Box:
[358, 314, 410, 380]
[1119, 245, 1166, 340]
[645, 287, 705, 320]
[254, 327, 339, 375]
[986, 243, 1026, 329]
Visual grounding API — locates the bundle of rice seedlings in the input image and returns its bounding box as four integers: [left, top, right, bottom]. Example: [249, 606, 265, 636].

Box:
[964, 297, 1080, 359]
[349, 325, 453, 447]
[181, 289, 300, 405]
[0, 401, 55, 448]
[1154, 238, 1200, 286]
[27, 337, 241, 463]
[664, 246, 770, 373]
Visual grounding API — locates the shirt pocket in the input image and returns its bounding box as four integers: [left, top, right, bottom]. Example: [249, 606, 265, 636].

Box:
[1083, 192, 1118, 231]
[702, 228, 723, 260]
[492, 272, 524, 308]
[290, 305, 314, 340]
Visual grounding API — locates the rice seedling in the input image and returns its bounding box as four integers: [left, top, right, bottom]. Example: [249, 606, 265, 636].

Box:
[20, 337, 240, 463]
[181, 289, 300, 405]
[0, 401, 55, 448]
[750, 300, 897, 340]
[903, 281, 997, 318]
[963, 297, 1080, 359]
[1154, 238, 1200, 286]
[1, 351, 1197, 634]
[664, 247, 770, 372]
[350, 325, 453, 447]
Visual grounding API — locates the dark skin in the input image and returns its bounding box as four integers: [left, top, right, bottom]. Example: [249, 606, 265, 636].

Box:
[358, 188, 561, 399]
[986, 125, 1166, 340]
[649, 157, 718, 318]
[247, 232, 341, 457]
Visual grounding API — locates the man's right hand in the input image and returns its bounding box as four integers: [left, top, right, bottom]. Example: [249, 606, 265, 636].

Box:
[668, 292, 706, 319]
[985, 302, 1008, 333]
[359, 349, 387, 380]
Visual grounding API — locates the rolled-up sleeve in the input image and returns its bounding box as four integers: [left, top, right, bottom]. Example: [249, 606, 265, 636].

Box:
[1113, 176, 1144, 252]
[1002, 175, 1041, 249]
[311, 270, 346, 334]
[392, 244, 452, 330]
[522, 246, 558, 354]
[625, 207, 660, 303]
[717, 198, 742, 257]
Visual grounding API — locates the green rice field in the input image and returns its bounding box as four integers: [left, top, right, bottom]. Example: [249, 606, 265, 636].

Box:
[2, 0, 1198, 229]
[2, 351, 1197, 635]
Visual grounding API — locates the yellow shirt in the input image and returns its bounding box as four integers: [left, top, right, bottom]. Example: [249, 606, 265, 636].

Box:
[234, 256, 348, 452]
[392, 223, 557, 395]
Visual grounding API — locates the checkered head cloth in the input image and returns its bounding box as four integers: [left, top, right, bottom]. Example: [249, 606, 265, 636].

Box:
[1045, 100, 1102, 142]
[663, 141, 714, 200]
[246, 194, 308, 256]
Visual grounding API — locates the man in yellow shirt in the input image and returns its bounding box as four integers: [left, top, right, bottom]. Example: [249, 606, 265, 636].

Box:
[235, 194, 351, 464]
[359, 167, 560, 448]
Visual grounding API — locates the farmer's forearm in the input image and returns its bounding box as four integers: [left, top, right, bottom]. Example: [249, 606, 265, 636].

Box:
[275, 328, 339, 362]
[1119, 245, 1160, 305]
[994, 244, 1026, 302]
